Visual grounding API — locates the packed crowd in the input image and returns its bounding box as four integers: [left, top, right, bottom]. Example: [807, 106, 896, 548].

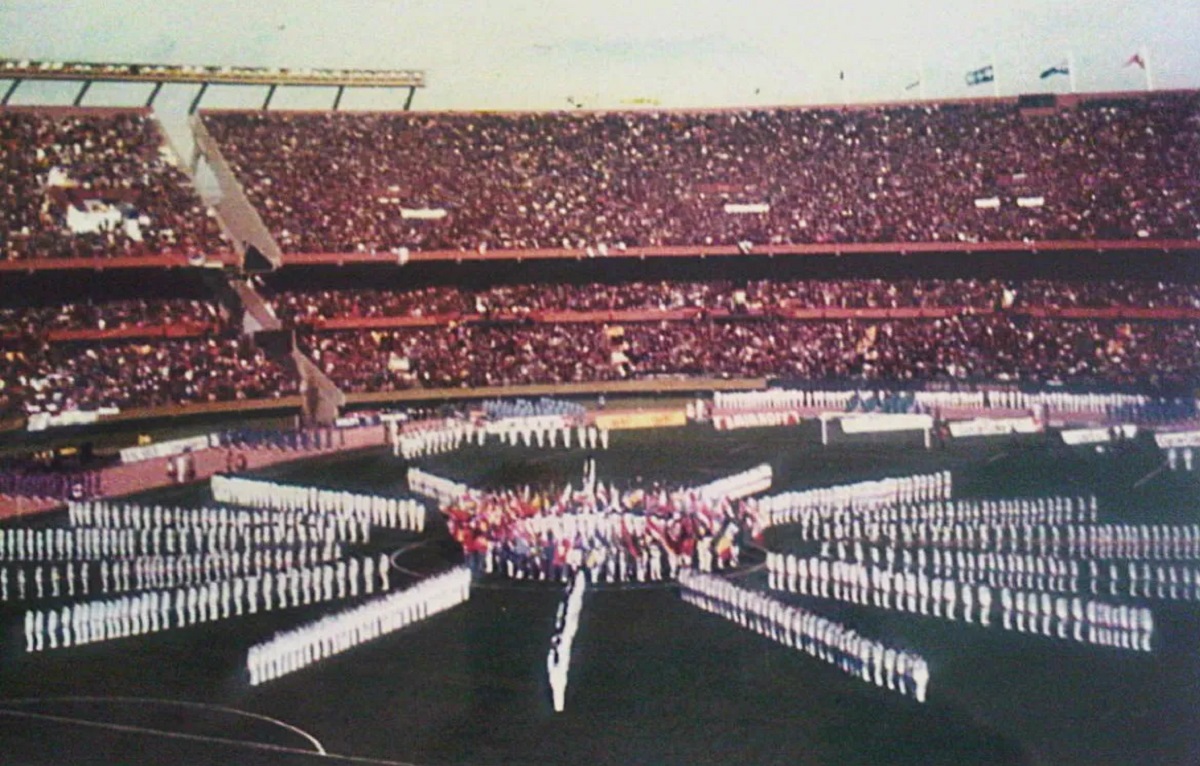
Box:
[204, 94, 1200, 254]
[0, 298, 223, 336]
[1, 335, 299, 419]
[299, 315, 1200, 393]
[267, 278, 1200, 325]
[1, 110, 226, 260]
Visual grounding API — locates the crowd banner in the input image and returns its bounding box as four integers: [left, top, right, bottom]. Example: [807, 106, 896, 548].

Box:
[723, 202, 770, 214]
[593, 409, 687, 431]
[120, 434, 216, 464]
[27, 407, 119, 432]
[1060, 425, 1138, 446]
[947, 417, 1041, 438]
[1154, 430, 1200, 449]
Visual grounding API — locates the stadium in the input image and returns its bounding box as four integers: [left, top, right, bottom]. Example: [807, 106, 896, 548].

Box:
[1, 2, 1199, 764]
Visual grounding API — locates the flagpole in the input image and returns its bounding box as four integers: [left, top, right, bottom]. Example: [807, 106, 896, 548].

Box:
[1143, 46, 1154, 91]
[1067, 50, 1077, 93]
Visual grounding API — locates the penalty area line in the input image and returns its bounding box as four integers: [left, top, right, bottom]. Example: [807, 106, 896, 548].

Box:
[0, 708, 425, 766]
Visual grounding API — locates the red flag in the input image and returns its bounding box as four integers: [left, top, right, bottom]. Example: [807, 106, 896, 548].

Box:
[1124, 53, 1145, 69]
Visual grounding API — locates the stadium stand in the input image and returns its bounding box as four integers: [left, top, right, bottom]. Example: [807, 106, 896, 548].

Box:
[202, 93, 1200, 255]
[0, 318, 299, 420]
[296, 316, 1200, 393]
[0, 107, 227, 261]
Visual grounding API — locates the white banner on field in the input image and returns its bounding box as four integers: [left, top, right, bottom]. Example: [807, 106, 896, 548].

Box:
[1016, 196, 1045, 208]
[974, 197, 1000, 209]
[120, 433, 216, 464]
[948, 417, 1040, 438]
[836, 413, 934, 434]
[1154, 430, 1200, 449]
[1060, 424, 1137, 446]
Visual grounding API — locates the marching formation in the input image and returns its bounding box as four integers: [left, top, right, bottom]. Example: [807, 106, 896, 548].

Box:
[766, 552, 1154, 651]
[547, 570, 586, 712]
[211, 475, 426, 532]
[248, 566, 472, 685]
[679, 570, 931, 702]
[23, 554, 391, 652]
[751, 472, 953, 530]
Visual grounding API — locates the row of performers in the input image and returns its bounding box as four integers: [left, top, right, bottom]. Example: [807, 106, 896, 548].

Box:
[211, 475, 425, 531]
[767, 554, 1154, 650]
[22, 555, 392, 652]
[822, 542, 1200, 600]
[679, 570, 931, 702]
[248, 567, 471, 686]
[0, 524, 355, 562]
[0, 546, 337, 602]
[68, 498, 424, 533]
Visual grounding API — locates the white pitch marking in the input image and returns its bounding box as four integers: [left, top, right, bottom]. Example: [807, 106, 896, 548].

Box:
[0, 707, 425, 766]
[0, 695, 326, 755]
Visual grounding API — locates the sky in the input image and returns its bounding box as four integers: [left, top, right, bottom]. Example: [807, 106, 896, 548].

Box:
[1, 0, 1198, 114]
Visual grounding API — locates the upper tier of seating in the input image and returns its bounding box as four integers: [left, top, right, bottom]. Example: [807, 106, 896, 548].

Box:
[1, 107, 228, 261]
[202, 92, 1200, 254]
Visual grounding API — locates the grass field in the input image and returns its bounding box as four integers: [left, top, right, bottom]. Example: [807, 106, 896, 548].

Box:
[1, 423, 1198, 765]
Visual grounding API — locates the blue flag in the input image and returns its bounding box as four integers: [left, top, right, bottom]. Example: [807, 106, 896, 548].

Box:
[1040, 63, 1069, 79]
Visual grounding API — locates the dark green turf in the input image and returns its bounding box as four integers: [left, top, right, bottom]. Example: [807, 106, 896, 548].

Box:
[0, 425, 1197, 765]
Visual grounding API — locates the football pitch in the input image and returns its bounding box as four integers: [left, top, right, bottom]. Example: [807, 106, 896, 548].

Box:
[1, 423, 1198, 766]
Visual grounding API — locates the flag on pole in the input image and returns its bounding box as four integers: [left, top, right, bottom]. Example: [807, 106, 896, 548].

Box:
[905, 78, 921, 91]
[965, 65, 994, 86]
[1039, 61, 1070, 79]
[1124, 52, 1146, 69]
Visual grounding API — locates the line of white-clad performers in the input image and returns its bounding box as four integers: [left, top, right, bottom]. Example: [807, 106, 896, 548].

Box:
[679, 570, 931, 702]
[1165, 447, 1195, 471]
[0, 523, 349, 562]
[816, 541, 1200, 600]
[23, 553, 392, 652]
[547, 570, 586, 712]
[247, 566, 471, 686]
[765, 553, 1153, 651]
[393, 416, 611, 460]
[819, 521, 1200, 560]
[406, 467, 471, 507]
[753, 472, 952, 529]
[394, 420, 473, 459]
[211, 475, 425, 532]
[772, 496, 1095, 540]
[0, 548, 339, 602]
[67, 500, 411, 539]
